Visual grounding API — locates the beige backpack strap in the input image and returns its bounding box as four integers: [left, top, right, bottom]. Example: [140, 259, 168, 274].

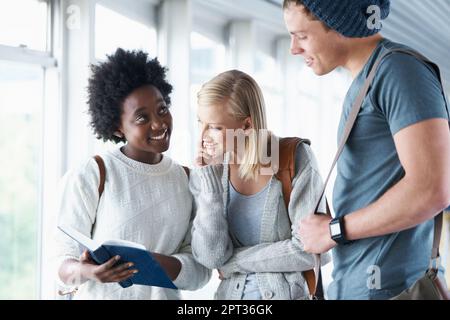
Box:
[93, 155, 106, 198]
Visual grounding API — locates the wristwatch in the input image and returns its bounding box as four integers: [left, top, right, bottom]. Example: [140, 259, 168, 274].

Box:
[329, 216, 352, 245]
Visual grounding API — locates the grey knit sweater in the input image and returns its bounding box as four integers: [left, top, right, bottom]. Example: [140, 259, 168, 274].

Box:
[190, 143, 331, 300]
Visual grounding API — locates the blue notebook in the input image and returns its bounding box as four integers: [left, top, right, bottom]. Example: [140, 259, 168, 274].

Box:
[58, 225, 177, 289]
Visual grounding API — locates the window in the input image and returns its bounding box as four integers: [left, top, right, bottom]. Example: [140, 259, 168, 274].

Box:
[0, 0, 52, 300]
[254, 51, 284, 135]
[185, 31, 226, 299]
[0, 0, 48, 51]
[190, 32, 226, 154]
[93, 3, 157, 155]
[95, 4, 157, 61]
[0, 61, 44, 299]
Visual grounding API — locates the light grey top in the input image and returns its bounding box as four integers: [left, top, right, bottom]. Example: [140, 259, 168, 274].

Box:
[228, 180, 270, 299]
[228, 181, 269, 246]
[190, 142, 331, 300]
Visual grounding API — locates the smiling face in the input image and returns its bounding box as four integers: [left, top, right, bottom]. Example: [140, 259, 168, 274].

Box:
[283, 3, 347, 75]
[117, 85, 172, 164]
[197, 102, 248, 160]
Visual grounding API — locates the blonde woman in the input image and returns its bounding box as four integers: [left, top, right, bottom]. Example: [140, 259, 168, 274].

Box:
[190, 70, 330, 300]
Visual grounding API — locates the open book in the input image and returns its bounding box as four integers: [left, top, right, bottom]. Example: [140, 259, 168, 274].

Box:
[58, 225, 177, 289]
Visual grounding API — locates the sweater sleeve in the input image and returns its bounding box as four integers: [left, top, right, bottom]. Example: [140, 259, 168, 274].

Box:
[53, 158, 99, 287]
[189, 165, 234, 269]
[220, 143, 331, 277]
[171, 176, 212, 290]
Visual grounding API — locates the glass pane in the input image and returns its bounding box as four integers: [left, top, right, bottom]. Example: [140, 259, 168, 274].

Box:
[95, 4, 157, 60]
[254, 51, 281, 89]
[190, 31, 226, 117]
[190, 32, 226, 157]
[0, 0, 48, 51]
[253, 52, 284, 135]
[296, 62, 321, 97]
[187, 33, 226, 299]
[189, 83, 202, 145]
[190, 32, 226, 83]
[0, 60, 43, 299]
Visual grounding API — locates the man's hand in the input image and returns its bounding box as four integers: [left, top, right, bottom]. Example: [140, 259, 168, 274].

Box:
[298, 214, 336, 254]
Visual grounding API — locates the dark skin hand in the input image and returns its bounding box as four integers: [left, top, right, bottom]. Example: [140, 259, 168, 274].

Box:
[79, 251, 138, 283]
[59, 251, 182, 286]
[59, 250, 138, 286]
[152, 253, 182, 281]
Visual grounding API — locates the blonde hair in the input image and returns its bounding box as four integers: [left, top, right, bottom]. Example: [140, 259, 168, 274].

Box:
[197, 70, 268, 181]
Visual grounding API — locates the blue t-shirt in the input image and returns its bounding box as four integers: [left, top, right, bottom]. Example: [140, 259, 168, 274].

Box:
[329, 39, 449, 300]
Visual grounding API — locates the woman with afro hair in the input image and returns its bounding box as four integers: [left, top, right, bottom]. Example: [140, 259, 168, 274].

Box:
[55, 48, 211, 299]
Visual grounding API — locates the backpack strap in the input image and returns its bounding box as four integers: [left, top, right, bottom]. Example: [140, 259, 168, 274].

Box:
[92, 157, 189, 198]
[274, 137, 324, 299]
[182, 166, 190, 178]
[93, 155, 106, 198]
[275, 137, 310, 208]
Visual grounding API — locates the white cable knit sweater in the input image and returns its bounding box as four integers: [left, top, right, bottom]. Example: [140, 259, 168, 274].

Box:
[55, 147, 211, 299]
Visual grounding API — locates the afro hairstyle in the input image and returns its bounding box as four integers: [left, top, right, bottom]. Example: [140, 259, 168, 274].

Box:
[87, 48, 173, 143]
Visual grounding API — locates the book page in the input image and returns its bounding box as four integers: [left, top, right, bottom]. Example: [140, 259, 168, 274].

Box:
[58, 225, 101, 251]
[103, 239, 146, 250]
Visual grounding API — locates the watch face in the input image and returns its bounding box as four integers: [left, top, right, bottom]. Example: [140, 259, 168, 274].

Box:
[330, 222, 341, 237]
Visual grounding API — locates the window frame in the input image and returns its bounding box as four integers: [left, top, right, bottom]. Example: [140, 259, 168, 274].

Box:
[0, 0, 57, 300]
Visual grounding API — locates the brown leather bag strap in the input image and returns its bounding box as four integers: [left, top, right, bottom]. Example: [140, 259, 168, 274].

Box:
[432, 212, 443, 262]
[303, 269, 317, 298]
[275, 137, 305, 207]
[275, 137, 320, 297]
[93, 155, 106, 198]
[182, 166, 190, 178]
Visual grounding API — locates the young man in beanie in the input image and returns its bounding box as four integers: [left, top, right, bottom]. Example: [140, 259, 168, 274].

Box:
[283, 0, 450, 299]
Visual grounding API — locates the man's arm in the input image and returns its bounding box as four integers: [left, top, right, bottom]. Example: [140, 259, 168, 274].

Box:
[299, 118, 450, 253]
[345, 117, 450, 237]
